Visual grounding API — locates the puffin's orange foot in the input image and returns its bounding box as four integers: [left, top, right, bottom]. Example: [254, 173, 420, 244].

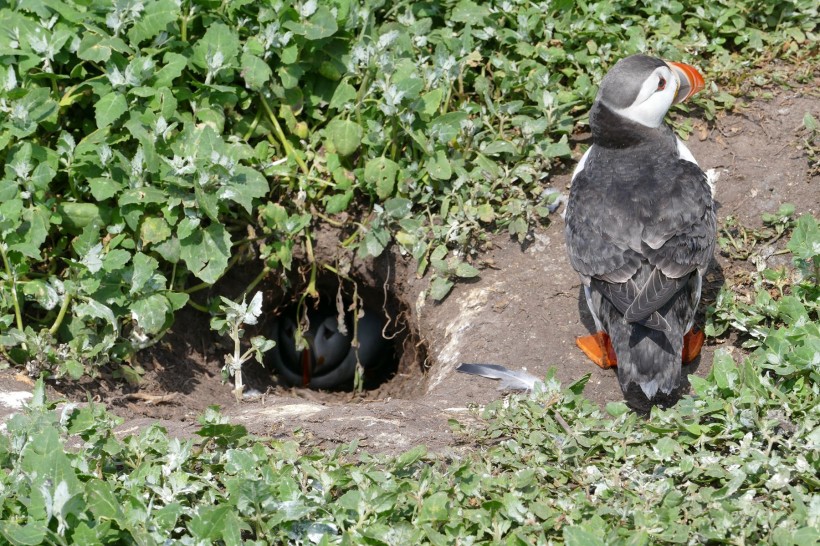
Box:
[682, 327, 705, 364]
[576, 332, 618, 369]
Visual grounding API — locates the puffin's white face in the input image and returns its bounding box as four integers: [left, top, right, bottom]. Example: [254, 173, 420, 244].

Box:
[611, 65, 679, 129]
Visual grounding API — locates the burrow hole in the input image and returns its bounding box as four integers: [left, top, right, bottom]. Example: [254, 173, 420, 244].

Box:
[253, 255, 429, 400]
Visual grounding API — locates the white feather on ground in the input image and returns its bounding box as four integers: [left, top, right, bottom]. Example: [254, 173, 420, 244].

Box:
[456, 363, 541, 391]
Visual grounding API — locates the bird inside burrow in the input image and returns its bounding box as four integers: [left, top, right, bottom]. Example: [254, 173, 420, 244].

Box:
[268, 301, 394, 390]
[460, 54, 716, 412]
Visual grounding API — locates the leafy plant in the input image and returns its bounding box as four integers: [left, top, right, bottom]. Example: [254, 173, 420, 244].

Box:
[707, 213, 818, 348]
[210, 291, 275, 401]
[802, 112, 819, 176]
[717, 203, 795, 261]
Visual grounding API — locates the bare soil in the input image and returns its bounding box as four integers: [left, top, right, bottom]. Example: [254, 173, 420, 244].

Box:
[1, 72, 817, 455]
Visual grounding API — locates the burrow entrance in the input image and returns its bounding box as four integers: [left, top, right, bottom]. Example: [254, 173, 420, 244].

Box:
[247, 245, 430, 402]
[69, 242, 433, 426]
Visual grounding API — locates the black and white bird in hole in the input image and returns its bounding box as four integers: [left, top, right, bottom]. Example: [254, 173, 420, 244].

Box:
[269, 300, 396, 390]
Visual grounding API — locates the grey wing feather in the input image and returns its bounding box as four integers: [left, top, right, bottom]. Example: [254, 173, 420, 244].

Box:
[592, 278, 636, 316]
[624, 268, 689, 322]
[564, 168, 643, 283]
[640, 163, 717, 277]
[456, 363, 541, 391]
[591, 277, 671, 332]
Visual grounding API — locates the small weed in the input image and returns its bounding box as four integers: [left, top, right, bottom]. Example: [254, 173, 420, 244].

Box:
[717, 203, 795, 261]
[210, 291, 275, 401]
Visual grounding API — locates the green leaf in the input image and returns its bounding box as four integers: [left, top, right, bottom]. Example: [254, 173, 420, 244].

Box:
[429, 111, 468, 143]
[482, 140, 517, 155]
[787, 214, 819, 261]
[131, 294, 172, 334]
[325, 191, 353, 214]
[131, 252, 160, 294]
[0, 522, 47, 546]
[9, 88, 58, 138]
[777, 296, 809, 326]
[192, 23, 240, 75]
[180, 223, 232, 284]
[395, 445, 427, 470]
[88, 178, 122, 201]
[451, 0, 491, 24]
[329, 81, 357, 110]
[803, 112, 818, 132]
[223, 166, 270, 214]
[606, 401, 630, 417]
[415, 88, 444, 119]
[7, 204, 49, 259]
[418, 491, 449, 522]
[240, 52, 272, 91]
[326, 119, 363, 157]
[285, 6, 338, 40]
[77, 34, 112, 63]
[384, 197, 413, 219]
[544, 135, 572, 158]
[154, 52, 188, 87]
[711, 349, 738, 392]
[477, 203, 495, 222]
[428, 276, 454, 301]
[128, 0, 180, 46]
[22, 279, 60, 310]
[56, 202, 107, 233]
[188, 505, 231, 540]
[564, 525, 605, 546]
[455, 261, 479, 278]
[0, 198, 23, 235]
[364, 157, 400, 199]
[140, 217, 171, 246]
[86, 480, 126, 523]
[95, 93, 128, 128]
[426, 149, 452, 180]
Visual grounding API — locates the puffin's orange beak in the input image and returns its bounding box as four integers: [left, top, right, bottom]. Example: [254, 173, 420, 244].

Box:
[668, 61, 705, 104]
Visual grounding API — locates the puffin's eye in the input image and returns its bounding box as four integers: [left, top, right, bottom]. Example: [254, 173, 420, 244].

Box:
[657, 77, 667, 91]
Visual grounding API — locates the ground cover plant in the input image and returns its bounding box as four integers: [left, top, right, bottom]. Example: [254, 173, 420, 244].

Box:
[0, 213, 817, 544]
[0, 0, 817, 379]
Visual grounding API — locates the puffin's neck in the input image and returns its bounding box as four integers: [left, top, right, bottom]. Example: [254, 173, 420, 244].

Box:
[590, 101, 671, 148]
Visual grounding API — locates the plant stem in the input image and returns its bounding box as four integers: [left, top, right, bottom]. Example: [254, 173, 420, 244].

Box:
[304, 234, 319, 299]
[0, 245, 24, 333]
[232, 322, 243, 401]
[390, 115, 399, 161]
[242, 266, 270, 301]
[313, 211, 347, 228]
[180, 2, 190, 43]
[355, 72, 368, 130]
[49, 291, 72, 336]
[187, 298, 209, 313]
[243, 106, 262, 141]
[259, 93, 309, 175]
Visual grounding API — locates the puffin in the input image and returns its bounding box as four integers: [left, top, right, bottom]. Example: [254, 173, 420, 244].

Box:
[564, 54, 716, 406]
[270, 305, 389, 389]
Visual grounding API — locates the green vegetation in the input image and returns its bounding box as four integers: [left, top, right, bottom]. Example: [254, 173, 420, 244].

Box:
[0, 214, 817, 544]
[0, 0, 817, 377]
